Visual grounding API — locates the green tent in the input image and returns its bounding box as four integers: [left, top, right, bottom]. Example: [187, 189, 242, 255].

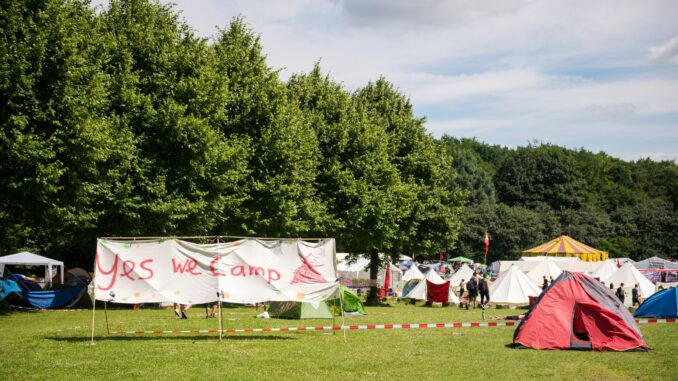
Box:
[268, 300, 334, 319]
[268, 286, 366, 319]
[448, 256, 473, 263]
[327, 285, 367, 316]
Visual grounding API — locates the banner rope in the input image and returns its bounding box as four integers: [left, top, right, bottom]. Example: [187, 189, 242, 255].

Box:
[110, 318, 676, 335]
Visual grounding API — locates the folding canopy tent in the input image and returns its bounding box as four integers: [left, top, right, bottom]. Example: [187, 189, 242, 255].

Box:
[523, 235, 608, 262]
[0, 252, 64, 284]
[448, 256, 473, 264]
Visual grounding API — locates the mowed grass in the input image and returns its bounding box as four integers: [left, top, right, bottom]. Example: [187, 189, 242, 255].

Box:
[1, 303, 676, 381]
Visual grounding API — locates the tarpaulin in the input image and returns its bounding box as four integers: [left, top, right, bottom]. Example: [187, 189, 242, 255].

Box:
[94, 238, 338, 305]
[426, 280, 450, 302]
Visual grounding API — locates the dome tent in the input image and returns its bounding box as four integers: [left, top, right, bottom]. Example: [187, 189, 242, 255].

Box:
[514, 272, 648, 351]
[634, 288, 678, 318]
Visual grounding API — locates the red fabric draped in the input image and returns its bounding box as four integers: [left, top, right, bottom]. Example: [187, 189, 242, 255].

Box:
[426, 280, 450, 302]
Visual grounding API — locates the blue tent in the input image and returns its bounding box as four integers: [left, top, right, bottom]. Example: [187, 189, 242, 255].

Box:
[634, 288, 678, 318]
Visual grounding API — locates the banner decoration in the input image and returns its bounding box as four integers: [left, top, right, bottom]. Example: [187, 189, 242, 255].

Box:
[94, 238, 338, 305]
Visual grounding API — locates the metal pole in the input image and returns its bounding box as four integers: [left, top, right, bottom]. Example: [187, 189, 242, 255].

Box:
[90, 299, 96, 345]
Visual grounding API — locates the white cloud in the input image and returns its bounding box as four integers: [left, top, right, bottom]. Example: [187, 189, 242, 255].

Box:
[649, 35, 678, 64]
[95, 0, 678, 161]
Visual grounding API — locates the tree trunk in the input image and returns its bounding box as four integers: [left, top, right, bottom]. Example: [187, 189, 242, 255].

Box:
[365, 250, 381, 306]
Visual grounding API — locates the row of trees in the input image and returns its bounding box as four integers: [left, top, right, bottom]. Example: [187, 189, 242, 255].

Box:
[445, 138, 678, 262]
[0, 0, 465, 303]
[1, 1, 675, 304]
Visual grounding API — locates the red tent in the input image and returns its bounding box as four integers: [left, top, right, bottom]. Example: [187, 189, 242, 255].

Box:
[513, 272, 649, 351]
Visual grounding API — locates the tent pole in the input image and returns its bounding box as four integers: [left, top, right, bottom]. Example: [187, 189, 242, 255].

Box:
[338, 283, 347, 343]
[218, 298, 223, 341]
[90, 299, 96, 345]
[104, 301, 110, 335]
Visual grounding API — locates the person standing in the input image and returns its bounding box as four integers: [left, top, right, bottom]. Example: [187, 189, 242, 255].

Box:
[632, 284, 640, 307]
[479, 276, 490, 306]
[542, 276, 549, 290]
[467, 276, 478, 309]
[616, 283, 626, 305]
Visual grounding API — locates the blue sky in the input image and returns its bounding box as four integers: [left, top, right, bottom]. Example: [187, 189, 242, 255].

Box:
[120, 0, 678, 161]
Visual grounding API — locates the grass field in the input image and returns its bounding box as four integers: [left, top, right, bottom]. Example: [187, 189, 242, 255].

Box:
[1, 302, 676, 380]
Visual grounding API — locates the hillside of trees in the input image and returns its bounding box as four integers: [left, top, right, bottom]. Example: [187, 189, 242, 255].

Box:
[1, 0, 676, 283]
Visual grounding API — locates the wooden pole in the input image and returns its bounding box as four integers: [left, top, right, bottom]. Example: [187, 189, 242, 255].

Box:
[104, 301, 110, 335]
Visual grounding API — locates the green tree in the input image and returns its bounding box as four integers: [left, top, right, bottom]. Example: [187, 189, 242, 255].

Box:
[213, 19, 326, 237]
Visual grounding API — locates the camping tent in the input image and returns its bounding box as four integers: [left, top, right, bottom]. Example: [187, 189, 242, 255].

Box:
[407, 270, 445, 300]
[634, 288, 678, 318]
[407, 270, 457, 303]
[633, 256, 678, 270]
[448, 264, 475, 291]
[489, 265, 542, 305]
[402, 266, 425, 283]
[606, 262, 655, 305]
[590, 260, 618, 283]
[523, 235, 608, 262]
[526, 260, 563, 286]
[513, 272, 649, 351]
[269, 285, 367, 319]
[0, 252, 64, 284]
[267, 301, 334, 319]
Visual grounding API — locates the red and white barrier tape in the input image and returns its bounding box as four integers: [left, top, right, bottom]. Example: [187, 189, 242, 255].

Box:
[112, 319, 675, 335]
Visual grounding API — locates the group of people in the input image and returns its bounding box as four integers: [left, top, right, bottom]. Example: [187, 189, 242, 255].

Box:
[606, 282, 642, 307]
[458, 273, 490, 309]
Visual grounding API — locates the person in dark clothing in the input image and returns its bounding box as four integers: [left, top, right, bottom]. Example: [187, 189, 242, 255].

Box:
[467, 277, 478, 309]
[542, 276, 549, 290]
[632, 284, 640, 306]
[616, 283, 625, 304]
[478, 276, 490, 306]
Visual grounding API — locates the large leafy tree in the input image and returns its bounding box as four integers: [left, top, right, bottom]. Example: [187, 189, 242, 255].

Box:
[354, 78, 465, 302]
[213, 19, 326, 237]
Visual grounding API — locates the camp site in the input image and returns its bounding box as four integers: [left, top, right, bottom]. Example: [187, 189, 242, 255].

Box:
[1, 1, 677, 380]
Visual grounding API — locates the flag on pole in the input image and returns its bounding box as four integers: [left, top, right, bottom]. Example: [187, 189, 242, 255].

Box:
[483, 231, 490, 262]
[380, 261, 391, 299]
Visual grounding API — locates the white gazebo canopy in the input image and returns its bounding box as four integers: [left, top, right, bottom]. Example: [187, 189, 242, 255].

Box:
[0, 252, 64, 284]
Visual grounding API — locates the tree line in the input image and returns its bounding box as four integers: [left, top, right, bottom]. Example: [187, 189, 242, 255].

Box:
[1, 1, 675, 303]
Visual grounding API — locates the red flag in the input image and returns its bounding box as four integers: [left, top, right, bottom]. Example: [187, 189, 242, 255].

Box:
[380, 262, 391, 299]
[439, 251, 444, 261]
[483, 231, 490, 260]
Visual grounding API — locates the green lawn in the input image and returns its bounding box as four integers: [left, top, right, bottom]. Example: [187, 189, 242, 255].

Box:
[1, 303, 676, 380]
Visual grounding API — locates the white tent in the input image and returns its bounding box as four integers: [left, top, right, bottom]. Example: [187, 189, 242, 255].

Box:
[606, 262, 655, 305]
[489, 265, 542, 305]
[526, 260, 563, 287]
[555, 260, 597, 274]
[590, 260, 618, 283]
[336, 253, 402, 291]
[448, 264, 475, 291]
[407, 270, 445, 301]
[0, 252, 64, 284]
[402, 265, 425, 282]
[494, 260, 541, 273]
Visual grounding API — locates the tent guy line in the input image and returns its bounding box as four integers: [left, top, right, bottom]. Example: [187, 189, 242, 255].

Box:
[111, 318, 676, 335]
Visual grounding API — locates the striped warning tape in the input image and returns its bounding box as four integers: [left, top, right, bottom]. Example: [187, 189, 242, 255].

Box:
[112, 318, 675, 335]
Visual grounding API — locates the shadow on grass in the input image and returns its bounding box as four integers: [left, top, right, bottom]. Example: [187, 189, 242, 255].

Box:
[44, 334, 296, 342]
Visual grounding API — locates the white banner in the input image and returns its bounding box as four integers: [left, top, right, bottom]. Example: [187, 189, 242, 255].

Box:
[94, 238, 338, 305]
